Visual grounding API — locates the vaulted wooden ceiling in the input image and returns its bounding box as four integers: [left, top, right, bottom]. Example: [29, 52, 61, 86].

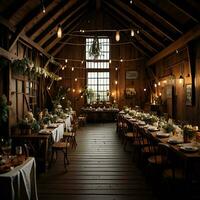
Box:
[0, 0, 199, 64]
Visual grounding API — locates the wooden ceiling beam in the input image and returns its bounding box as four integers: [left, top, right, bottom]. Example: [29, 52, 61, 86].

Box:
[104, 8, 152, 58]
[168, 0, 199, 23]
[0, 47, 18, 61]
[114, 0, 175, 42]
[8, 0, 56, 51]
[147, 25, 200, 66]
[28, 0, 77, 40]
[50, 21, 84, 57]
[39, 1, 88, 46]
[1, 0, 27, 19]
[104, 2, 160, 53]
[104, 1, 165, 49]
[44, 10, 87, 52]
[134, 0, 183, 34]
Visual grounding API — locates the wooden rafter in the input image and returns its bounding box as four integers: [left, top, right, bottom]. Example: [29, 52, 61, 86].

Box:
[147, 25, 200, 66]
[104, 2, 159, 54]
[114, 0, 175, 42]
[39, 1, 88, 47]
[134, 0, 183, 34]
[44, 10, 87, 52]
[1, 0, 27, 19]
[50, 20, 85, 57]
[0, 47, 18, 61]
[8, 0, 56, 51]
[168, 0, 199, 23]
[104, 9, 152, 58]
[28, 0, 77, 40]
[104, 1, 165, 49]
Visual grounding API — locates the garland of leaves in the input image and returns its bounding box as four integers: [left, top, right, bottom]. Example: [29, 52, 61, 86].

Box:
[12, 58, 60, 81]
[89, 36, 101, 59]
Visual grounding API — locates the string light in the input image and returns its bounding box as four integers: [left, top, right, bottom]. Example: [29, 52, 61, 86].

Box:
[115, 31, 120, 42]
[120, 58, 123, 62]
[136, 30, 140, 34]
[57, 24, 62, 38]
[109, 60, 112, 64]
[115, 67, 118, 71]
[72, 89, 75, 93]
[115, 80, 118, 85]
[81, 60, 84, 64]
[79, 90, 82, 93]
[71, 67, 74, 71]
[65, 59, 68, 63]
[41, 0, 45, 13]
[130, 0, 133, 4]
[74, 78, 77, 82]
[131, 29, 135, 37]
[144, 88, 147, 91]
[158, 82, 160, 86]
[154, 83, 157, 88]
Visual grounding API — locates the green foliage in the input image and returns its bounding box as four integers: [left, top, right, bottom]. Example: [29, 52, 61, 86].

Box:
[183, 126, 195, 139]
[0, 95, 9, 124]
[89, 37, 101, 59]
[162, 123, 174, 133]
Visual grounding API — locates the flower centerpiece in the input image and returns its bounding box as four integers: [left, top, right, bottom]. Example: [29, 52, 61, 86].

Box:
[162, 123, 175, 133]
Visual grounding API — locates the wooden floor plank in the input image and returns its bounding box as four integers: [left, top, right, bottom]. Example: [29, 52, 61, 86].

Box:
[37, 123, 157, 200]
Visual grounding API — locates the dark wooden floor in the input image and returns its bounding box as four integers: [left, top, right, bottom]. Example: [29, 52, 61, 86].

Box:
[37, 123, 157, 200]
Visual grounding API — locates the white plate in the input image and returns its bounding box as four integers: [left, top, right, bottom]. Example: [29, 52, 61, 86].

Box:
[180, 146, 198, 152]
[148, 127, 159, 131]
[156, 132, 170, 137]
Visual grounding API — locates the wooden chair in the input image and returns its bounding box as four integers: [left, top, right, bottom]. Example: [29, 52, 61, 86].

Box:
[50, 141, 69, 170]
[63, 123, 77, 149]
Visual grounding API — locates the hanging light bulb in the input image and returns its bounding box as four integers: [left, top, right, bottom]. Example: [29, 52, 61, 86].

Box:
[115, 31, 120, 42]
[131, 29, 135, 37]
[65, 59, 68, 63]
[109, 60, 112, 64]
[71, 67, 74, 71]
[57, 24, 62, 38]
[136, 29, 140, 34]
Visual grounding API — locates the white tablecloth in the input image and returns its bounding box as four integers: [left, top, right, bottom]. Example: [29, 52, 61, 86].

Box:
[0, 157, 38, 200]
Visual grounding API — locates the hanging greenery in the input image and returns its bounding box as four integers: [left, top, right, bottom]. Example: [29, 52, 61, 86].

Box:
[12, 58, 60, 81]
[89, 36, 101, 59]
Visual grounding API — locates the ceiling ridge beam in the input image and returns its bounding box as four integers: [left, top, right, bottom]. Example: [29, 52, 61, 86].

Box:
[39, 1, 88, 46]
[28, 0, 78, 40]
[134, 0, 183, 34]
[114, 0, 175, 42]
[104, 1, 165, 49]
[147, 25, 200, 66]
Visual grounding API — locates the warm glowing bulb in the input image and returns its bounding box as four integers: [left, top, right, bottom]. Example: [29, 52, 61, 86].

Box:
[72, 89, 75, 93]
[115, 31, 120, 42]
[79, 90, 82, 93]
[47, 86, 51, 90]
[131, 29, 135, 37]
[144, 88, 146, 91]
[136, 30, 140, 34]
[109, 60, 112, 64]
[120, 58, 123, 62]
[65, 59, 68, 63]
[163, 80, 167, 84]
[159, 92, 162, 96]
[115, 67, 118, 71]
[75, 78, 77, 82]
[81, 60, 84, 64]
[158, 82, 160, 86]
[81, 95, 83, 98]
[71, 67, 74, 71]
[154, 83, 157, 88]
[57, 25, 62, 38]
[62, 66, 65, 70]
[42, 7, 46, 13]
[112, 92, 115, 96]
[115, 80, 118, 85]
[58, 77, 62, 80]
[62, 97, 65, 100]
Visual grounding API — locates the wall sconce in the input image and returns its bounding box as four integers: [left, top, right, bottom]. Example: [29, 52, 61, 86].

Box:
[115, 31, 120, 42]
[179, 75, 184, 84]
[57, 24, 62, 38]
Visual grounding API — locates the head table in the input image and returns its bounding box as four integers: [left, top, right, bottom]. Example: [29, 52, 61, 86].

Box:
[0, 157, 38, 200]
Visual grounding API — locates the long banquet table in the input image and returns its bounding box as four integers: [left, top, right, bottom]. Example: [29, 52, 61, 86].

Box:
[0, 157, 38, 200]
[120, 113, 200, 191]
